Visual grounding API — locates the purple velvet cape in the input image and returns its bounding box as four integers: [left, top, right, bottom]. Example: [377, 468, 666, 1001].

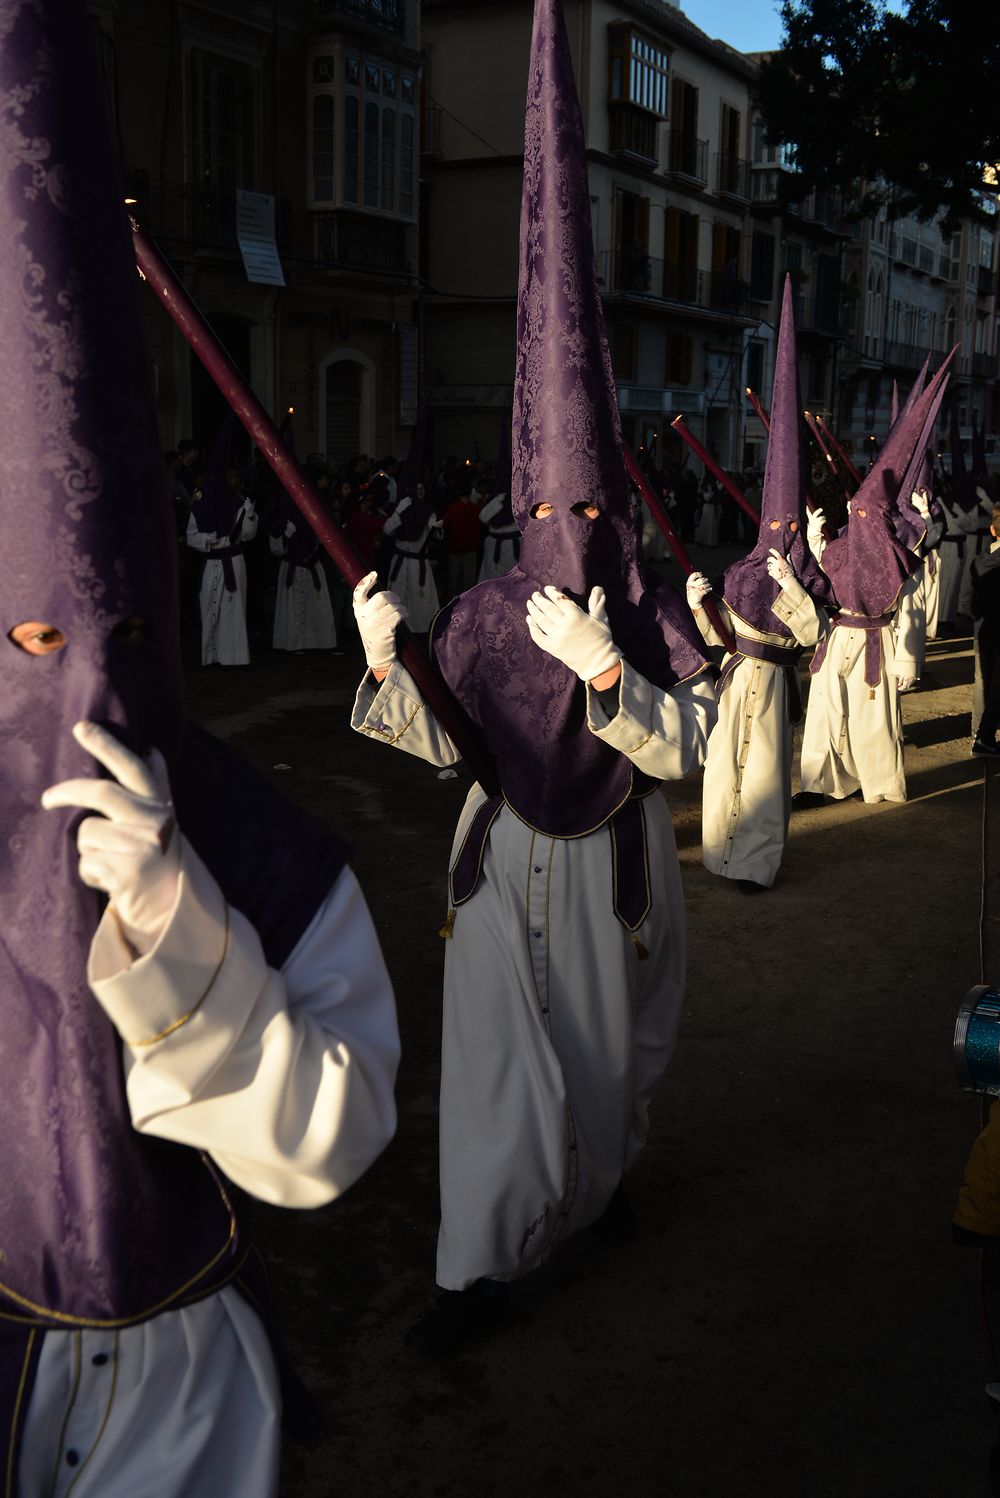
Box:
[431, 0, 709, 838]
[719, 277, 832, 633]
[0, 0, 347, 1333]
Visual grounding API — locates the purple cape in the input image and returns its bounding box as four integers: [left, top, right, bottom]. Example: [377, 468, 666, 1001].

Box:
[0, 0, 346, 1331]
[720, 276, 831, 633]
[431, 0, 709, 837]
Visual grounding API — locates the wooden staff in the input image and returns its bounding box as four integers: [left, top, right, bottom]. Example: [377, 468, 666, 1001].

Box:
[131, 218, 499, 793]
[745, 386, 770, 433]
[623, 448, 737, 654]
[813, 414, 863, 488]
[670, 415, 761, 525]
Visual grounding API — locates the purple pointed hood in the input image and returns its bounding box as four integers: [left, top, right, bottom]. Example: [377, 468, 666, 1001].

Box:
[720, 277, 830, 632]
[193, 409, 245, 539]
[431, 0, 709, 837]
[820, 358, 952, 616]
[888, 363, 933, 551]
[0, 0, 345, 1327]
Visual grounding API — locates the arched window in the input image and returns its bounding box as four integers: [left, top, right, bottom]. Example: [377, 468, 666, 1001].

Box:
[320, 350, 376, 461]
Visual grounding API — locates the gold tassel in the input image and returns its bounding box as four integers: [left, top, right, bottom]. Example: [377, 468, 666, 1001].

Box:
[869, 686, 876, 700]
[631, 933, 649, 961]
[438, 908, 456, 939]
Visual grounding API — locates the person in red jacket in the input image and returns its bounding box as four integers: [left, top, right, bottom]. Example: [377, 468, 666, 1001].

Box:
[442, 474, 482, 599]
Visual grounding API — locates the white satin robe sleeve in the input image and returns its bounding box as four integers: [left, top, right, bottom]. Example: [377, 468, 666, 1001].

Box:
[585, 662, 717, 779]
[351, 661, 462, 767]
[85, 839, 400, 1208]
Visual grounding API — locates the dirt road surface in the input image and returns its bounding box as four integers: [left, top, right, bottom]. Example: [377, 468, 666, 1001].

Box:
[183, 546, 999, 1498]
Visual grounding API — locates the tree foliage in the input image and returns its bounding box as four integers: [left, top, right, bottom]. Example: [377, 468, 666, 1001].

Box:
[755, 0, 1000, 227]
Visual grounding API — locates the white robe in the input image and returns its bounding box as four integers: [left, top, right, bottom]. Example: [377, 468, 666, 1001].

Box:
[893, 566, 926, 680]
[798, 600, 919, 803]
[186, 503, 258, 666]
[477, 495, 520, 581]
[383, 510, 442, 632]
[694, 495, 720, 547]
[352, 659, 716, 1290]
[18, 846, 400, 1498]
[923, 550, 941, 639]
[269, 534, 337, 652]
[936, 502, 965, 626]
[697, 579, 825, 887]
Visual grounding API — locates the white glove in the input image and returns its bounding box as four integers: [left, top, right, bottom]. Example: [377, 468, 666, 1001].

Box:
[41, 721, 181, 952]
[284, 519, 297, 539]
[395, 495, 413, 516]
[766, 548, 795, 588]
[525, 585, 622, 682]
[895, 675, 917, 692]
[685, 572, 713, 610]
[353, 570, 408, 670]
[806, 507, 827, 559]
[911, 489, 930, 519]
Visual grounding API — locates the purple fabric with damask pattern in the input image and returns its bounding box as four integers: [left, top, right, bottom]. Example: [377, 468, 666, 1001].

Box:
[819, 357, 952, 617]
[192, 409, 244, 540]
[718, 276, 831, 632]
[887, 361, 934, 551]
[0, 0, 345, 1334]
[431, 0, 709, 837]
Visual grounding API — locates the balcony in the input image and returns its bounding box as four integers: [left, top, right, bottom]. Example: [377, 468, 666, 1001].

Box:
[716, 151, 750, 201]
[665, 130, 708, 184]
[314, 209, 414, 275]
[972, 350, 1000, 379]
[979, 264, 997, 296]
[791, 292, 842, 337]
[599, 248, 750, 315]
[608, 104, 659, 165]
[123, 174, 292, 256]
[884, 341, 928, 371]
[313, 0, 404, 30]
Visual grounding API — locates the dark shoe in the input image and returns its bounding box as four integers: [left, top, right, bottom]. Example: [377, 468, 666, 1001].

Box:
[972, 738, 1000, 757]
[791, 791, 826, 808]
[404, 1280, 510, 1357]
[737, 878, 769, 894]
[592, 1183, 638, 1246]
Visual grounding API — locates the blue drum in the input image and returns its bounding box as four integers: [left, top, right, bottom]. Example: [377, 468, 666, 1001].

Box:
[955, 986, 1000, 1095]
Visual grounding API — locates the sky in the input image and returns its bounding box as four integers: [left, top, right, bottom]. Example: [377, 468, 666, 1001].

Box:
[677, 0, 787, 54]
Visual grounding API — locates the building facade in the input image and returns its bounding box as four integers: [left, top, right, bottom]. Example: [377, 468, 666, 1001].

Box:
[94, 0, 422, 464]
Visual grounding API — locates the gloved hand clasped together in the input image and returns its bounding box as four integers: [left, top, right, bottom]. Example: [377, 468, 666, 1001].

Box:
[42, 721, 181, 951]
[525, 585, 622, 683]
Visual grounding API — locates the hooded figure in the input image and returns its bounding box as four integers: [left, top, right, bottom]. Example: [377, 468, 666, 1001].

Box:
[382, 414, 442, 629]
[1, 1, 397, 1487]
[688, 275, 831, 890]
[956, 411, 998, 616]
[350, 0, 716, 1353]
[185, 410, 258, 664]
[798, 357, 952, 804]
[268, 413, 338, 651]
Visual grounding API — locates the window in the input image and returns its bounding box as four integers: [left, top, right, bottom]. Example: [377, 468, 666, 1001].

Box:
[664, 206, 699, 300]
[613, 322, 637, 381]
[191, 51, 258, 197]
[864, 269, 884, 358]
[711, 222, 741, 309]
[614, 191, 650, 292]
[666, 332, 693, 386]
[309, 47, 417, 215]
[749, 231, 775, 302]
[609, 26, 670, 116]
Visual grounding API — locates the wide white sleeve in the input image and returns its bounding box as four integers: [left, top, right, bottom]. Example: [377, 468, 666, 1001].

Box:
[478, 495, 503, 525]
[891, 571, 924, 677]
[770, 577, 827, 647]
[185, 510, 217, 553]
[586, 663, 717, 780]
[86, 840, 400, 1209]
[239, 503, 258, 542]
[383, 508, 403, 537]
[351, 660, 462, 768]
[692, 598, 732, 649]
[268, 533, 286, 558]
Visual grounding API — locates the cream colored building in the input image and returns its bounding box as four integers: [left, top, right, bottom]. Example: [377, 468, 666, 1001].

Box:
[422, 0, 764, 471]
[93, 0, 422, 464]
